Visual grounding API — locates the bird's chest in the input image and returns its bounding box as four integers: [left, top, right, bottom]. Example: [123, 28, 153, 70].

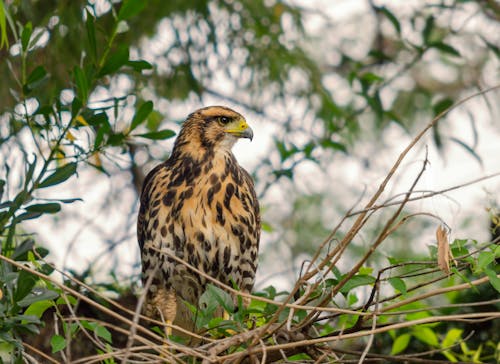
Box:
[153, 164, 252, 284]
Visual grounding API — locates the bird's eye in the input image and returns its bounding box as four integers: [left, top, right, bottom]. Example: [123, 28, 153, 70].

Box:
[219, 116, 230, 124]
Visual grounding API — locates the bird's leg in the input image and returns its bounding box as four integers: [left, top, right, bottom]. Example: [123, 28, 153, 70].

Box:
[154, 288, 177, 338]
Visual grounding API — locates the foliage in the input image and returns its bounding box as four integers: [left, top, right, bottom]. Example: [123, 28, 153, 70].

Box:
[0, 0, 499, 362]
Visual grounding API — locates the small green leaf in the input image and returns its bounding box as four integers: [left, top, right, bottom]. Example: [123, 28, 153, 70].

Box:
[127, 60, 153, 72]
[17, 289, 59, 307]
[379, 6, 401, 35]
[0, 1, 9, 49]
[85, 10, 97, 62]
[412, 326, 439, 347]
[449, 137, 482, 166]
[14, 270, 38, 302]
[38, 163, 77, 189]
[388, 277, 407, 295]
[422, 16, 434, 44]
[339, 275, 376, 294]
[12, 239, 35, 260]
[51, 335, 66, 353]
[25, 203, 61, 214]
[21, 22, 33, 52]
[118, 0, 146, 21]
[24, 66, 47, 94]
[73, 66, 89, 103]
[484, 266, 500, 293]
[71, 97, 82, 119]
[88, 112, 110, 127]
[134, 129, 176, 140]
[0, 179, 5, 200]
[24, 300, 54, 318]
[95, 325, 112, 343]
[391, 333, 411, 355]
[130, 101, 154, 131]
[433, 98, 454, 117]
[477, 251, 495, 271]
[358, 267, 373, 275]
[442, 328, 462, 348]
[429, 41, 460, 57]
[320, 139, 347, 153]
[99, 46, 129, 76]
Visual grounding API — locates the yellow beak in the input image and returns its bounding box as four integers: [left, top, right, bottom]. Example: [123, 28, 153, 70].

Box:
[225, 119, 254, 140]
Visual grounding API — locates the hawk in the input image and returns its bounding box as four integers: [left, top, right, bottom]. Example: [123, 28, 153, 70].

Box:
[137, 106, 260, 337]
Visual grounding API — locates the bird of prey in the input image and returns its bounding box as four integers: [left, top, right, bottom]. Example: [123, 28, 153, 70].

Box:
[137, 106, 260, 338]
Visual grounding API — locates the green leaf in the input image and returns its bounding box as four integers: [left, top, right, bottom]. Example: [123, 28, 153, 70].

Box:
[14, 270, 38, 302]
[50, 335, 66, 353]
[24, 66, 47, 94]
[12, 239, 35, 260]
[412, 326, 439, 347]
[433, 98, 454, 117]
[134, 129, 176, 140]
[127, 60, 153, 72]
[17, 289, 59, 307]
[0, 179, 5, 200]
[95, 325, 112, 343]
[73, 66, 89, 104]
[15, 211, 42, 222]
[480, 36, 500, 58]
[484, 266, 500, 293]
[85, 10, 97, 62]
[477, 251, 495, 271]
[38, 163, 77, 188]
[379, 6, 400, 35]
[391, 333, 411, 355]
[130, 101, 154, 131]
[429, 41, 460, 57]
[25, 203, 61, 214]
[422, 16, 434, 44]
[21, 22, 32, 52]
[388, 277, 407, 295]
[449, 137, 482, 166]
[442, 328, 462, 348]
[339, 275, 376, 294]
[24, 300, 54, 318]
[88, 112, 110, 127]
[0, 1, 9, 49]
[205, 284, 235, 313]
[99, 46, 129, 76]
[118, 0, 146, 21]
[320, 139, 347, 153]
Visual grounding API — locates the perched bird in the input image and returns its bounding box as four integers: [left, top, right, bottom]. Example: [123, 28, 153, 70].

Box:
[137, 106, 260, 338]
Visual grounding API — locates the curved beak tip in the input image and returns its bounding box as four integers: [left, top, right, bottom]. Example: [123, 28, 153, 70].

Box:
[245, 127, 254, 141]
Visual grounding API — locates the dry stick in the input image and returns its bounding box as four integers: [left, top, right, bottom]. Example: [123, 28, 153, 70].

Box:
[303, 85, 500, 283]
[380, 275, 493, 313]
[233, 86, 500, 359]
[0, 254, 184, 355]
[121, 264, 159, 364]
[219, 311, 500, 362]
[333, 348, 475, 364]
[301, 150, 430, 329]
[43, 253, 210, 344]
[318, 273, 495, 331]
[37, 251, 198, 339]
[358, 280, 380, 364]
[63, 316, 180, 363]
[151, 246, 372, 316]
[23, 342, 62, 364]
[346, 171, 500, 218]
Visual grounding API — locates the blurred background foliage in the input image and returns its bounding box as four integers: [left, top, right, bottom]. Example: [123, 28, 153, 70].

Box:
[0, 0, 499, 361]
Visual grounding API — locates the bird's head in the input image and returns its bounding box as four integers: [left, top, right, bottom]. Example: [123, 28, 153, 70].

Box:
[174, 106, 254, 156]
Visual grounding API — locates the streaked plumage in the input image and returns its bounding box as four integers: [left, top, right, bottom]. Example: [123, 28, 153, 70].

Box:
[137, 106, 260, 337]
